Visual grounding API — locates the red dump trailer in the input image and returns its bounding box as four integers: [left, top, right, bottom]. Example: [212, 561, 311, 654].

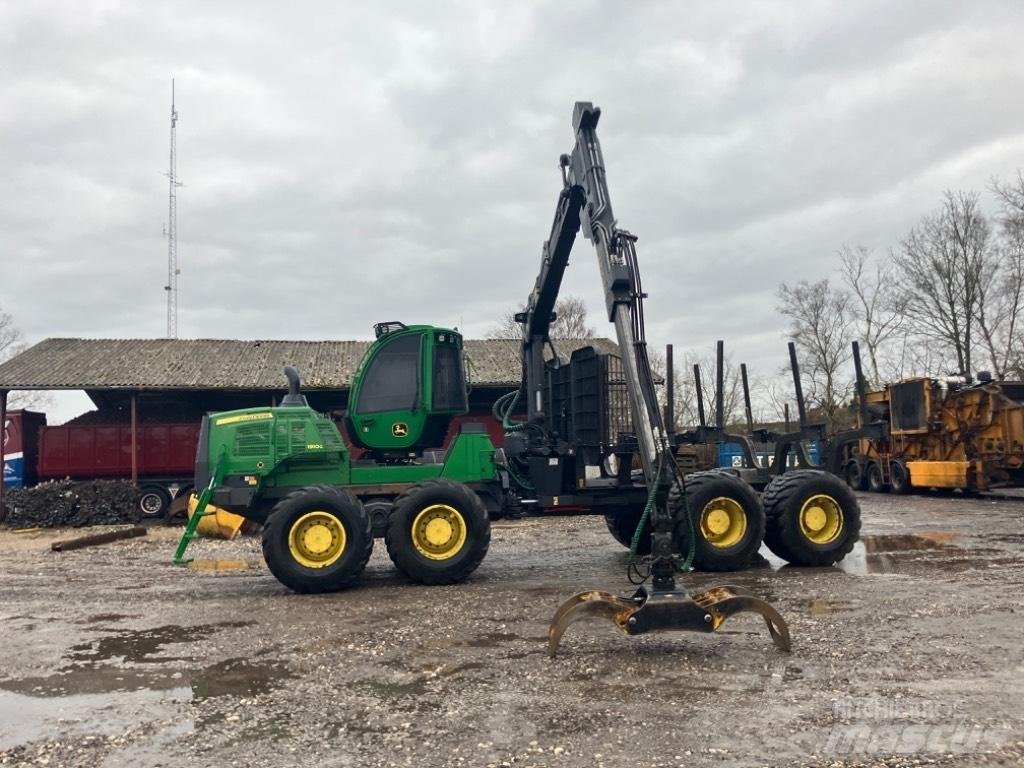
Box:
[36, 421, 201, 517]
[0, 411, 203, 519]
[5, 411, 508, 520]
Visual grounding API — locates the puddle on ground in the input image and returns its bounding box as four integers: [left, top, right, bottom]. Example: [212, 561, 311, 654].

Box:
[0, 686, 190, 751]
[418, 631, 524, 651]
[187, 559, 250, 571]
[861, 533, 959, 552]
[833, 533, 999, 576]
[463, 631, 521, 648]
[190, 657, 294, 699]
[807, 597, 855, 615]
[0, 621, 294, 750]
[68, 620, 254, 664]
[84, 613, 135, 624]
[755, 532, 1017, 576]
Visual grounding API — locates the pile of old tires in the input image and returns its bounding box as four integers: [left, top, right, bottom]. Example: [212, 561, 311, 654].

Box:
[2, 479, 141, 528]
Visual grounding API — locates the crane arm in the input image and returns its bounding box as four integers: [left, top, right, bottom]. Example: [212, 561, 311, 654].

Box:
[518, 102, 667, 484]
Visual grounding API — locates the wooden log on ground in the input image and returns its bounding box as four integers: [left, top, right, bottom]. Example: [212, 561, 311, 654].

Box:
[51, 526, 147, 552]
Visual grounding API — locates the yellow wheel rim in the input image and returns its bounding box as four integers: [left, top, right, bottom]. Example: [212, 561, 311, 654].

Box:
[699, 496, 747, 549]
[799, 494, 844, 545]
[411, 504, 467, 561]
[288, 511, 347, 568]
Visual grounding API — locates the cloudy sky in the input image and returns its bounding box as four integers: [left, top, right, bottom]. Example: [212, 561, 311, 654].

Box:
[3, 1, 1024, 420]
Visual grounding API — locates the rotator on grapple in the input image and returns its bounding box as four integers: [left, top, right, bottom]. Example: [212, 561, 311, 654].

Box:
[506, 102, 791, 655]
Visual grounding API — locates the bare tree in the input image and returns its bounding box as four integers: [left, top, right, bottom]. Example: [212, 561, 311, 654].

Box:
[648, 345, 746, 430]
[0, 307, 20, 363]
[689, 348, 745, 429]
[487, 295, 596, 339]
[647, 348, 693, 431]
[982, 173, 1024, 378]
[0, 305, 50, 411]
[837, 245, 903, 387]
[776, 279, 853, 429]
[762, 377, 797, 427]
[893, 191, 991, 377]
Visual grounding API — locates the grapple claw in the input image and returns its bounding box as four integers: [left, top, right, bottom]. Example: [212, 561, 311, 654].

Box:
[548, 585, 791, 656]
[548, 591, 641, 657]
[691, 585, 792, 652]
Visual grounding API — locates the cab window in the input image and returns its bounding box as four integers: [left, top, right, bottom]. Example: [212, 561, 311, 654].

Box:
[432, 343, 468, 411]
[356, 334, 421, 413]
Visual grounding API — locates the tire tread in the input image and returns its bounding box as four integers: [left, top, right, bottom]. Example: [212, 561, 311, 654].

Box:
[385, 478, 490, 585]
[762, 470, 861, 566]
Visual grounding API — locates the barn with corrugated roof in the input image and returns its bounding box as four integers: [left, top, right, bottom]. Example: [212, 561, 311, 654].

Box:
[0, 336, 615, 515]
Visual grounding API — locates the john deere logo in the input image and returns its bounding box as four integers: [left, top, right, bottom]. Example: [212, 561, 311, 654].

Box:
[392, 423, 408, 437]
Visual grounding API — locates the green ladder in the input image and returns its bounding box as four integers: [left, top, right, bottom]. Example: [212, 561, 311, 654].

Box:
[173, 458, 224, 565]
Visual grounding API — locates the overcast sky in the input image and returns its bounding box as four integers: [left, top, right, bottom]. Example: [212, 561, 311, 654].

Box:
[3, 1, 1024, 421]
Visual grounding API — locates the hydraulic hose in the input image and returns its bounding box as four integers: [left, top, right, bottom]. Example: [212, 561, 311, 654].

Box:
[626, 452, 697, 583]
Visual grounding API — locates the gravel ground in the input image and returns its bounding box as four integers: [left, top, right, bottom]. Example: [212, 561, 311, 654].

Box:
[1, 491, 1023, 768]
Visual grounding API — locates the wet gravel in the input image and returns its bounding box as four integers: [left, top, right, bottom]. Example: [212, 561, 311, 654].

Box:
[1, 491, 1023, 767]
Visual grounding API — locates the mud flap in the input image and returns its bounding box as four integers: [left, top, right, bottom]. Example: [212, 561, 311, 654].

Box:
[548, 585, 791, 657]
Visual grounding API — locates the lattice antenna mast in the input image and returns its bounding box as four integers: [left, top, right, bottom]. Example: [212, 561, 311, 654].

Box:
[164, 78, 182, 338]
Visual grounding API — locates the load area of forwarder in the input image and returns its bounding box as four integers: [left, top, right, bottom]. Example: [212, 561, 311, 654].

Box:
[177, 102, 860, 660]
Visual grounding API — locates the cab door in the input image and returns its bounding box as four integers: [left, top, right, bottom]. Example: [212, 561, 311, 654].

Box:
[349, 332, 426, 450]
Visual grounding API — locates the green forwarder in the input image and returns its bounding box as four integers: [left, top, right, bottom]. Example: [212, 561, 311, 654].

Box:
[175, 322, 509, 592]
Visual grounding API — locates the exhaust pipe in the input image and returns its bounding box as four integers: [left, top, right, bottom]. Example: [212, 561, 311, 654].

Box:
[281, 366, 308, 407]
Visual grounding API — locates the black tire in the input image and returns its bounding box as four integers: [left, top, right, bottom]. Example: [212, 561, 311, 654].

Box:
[762, 469, 860, 567]
[604, 508, 650, 554]
[671, 470, 765, 572]
[261, 485, 373, 593]
[385, 479, 490, 585]
[845, 461, 868, 491]
[890, 460, 912, 495]
[138, 485, 171, 519]
[867, 461, 887, 492]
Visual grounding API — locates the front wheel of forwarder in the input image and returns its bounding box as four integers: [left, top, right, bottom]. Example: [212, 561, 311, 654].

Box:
[762, 470, 860, 567]
[261, 485, 373, 593]
[385, 479, 491, 585]
[672, 470, 766, 571]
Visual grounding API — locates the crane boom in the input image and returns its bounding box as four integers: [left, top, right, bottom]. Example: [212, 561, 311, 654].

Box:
[537, 102, 791, 656]
[518, 102, 665, 484]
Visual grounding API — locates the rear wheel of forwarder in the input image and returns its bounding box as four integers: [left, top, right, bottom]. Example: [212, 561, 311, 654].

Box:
[261, 485, 373, 593]
[867, 461, 887, 493]
[844, 460, 869, 491]
[604, 507, 651, 554]
[671, 471, 765, 572]
[385, 479, 490, 585]
[138, 485, 171, 519]
[890, 460, 913, 495]
[762, 469, 860, 566]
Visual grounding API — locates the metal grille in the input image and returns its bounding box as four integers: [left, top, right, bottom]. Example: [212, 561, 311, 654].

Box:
[604, 353, 632, 445]
[891, 381, 927, 432]
[274, 420, 309, 455]
[316, 421, 344, 451]
[235, 422, 271, 456]
[289, 422, 306, 451]
[544, 347, 633, 460]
